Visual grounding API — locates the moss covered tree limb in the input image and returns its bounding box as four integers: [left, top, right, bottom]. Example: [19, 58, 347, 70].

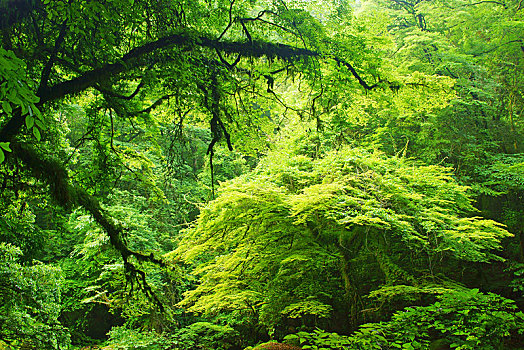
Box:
[37, 33, 319, 105]
[10, 142, 166, 307]
[0, 30, 378, 143]
[0, 32, 317, 143]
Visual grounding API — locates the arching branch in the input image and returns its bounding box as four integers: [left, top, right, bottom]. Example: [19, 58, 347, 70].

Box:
[9, 142, 166, 308]
[95, 80, 145, 101]
[36, 33, 319, 105]
[0, 29, 379, 143]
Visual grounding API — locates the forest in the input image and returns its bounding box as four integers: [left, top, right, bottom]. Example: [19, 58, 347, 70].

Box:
[0, 0, 523, 349]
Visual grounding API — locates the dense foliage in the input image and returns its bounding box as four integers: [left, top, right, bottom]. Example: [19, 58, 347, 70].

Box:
[0, 0, 522, 349]
[178, 144, 511, 334]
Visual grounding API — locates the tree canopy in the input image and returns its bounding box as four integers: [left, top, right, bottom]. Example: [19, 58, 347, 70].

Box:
[177, 139, 511, 332]
[0, 0, 523, 348]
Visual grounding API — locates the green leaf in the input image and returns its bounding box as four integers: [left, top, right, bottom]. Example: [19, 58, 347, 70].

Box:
[0, 142, 11, 152]
[0, 149, 4, 164]
[2, 100, 12, 114]
[32, 104, 42, 117]
[34, 119, 44, 129]
[25, 115, 35, 129]
[33, 127, 41, 141]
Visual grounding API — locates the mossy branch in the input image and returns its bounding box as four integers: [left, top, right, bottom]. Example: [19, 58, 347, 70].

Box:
[36, 33, 319, 105]
[10, 142, 166, 307]
[0, 30, 378, 142]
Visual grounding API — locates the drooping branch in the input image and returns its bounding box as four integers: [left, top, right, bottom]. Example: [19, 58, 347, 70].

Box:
[215, 48, 242, 69]
[128, 94, 176, 116]
[334, 57, 378, 90]
[442, 0, 507, 8]
[472, 39, 523, 57]
[10, 142, 166, 306]
[95, 80, 145, 101]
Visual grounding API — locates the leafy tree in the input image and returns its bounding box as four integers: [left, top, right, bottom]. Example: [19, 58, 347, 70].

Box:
[0, 242, 70, 349]
[176, 135, 511, 337]
[287, 289, 524, 349]
[319, 0, 524, 278]
[0, 0, 522, 347]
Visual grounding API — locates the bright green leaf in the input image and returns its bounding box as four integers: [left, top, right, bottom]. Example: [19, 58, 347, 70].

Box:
[33, 127, 41, 141]
[0, 142, 11, 152]
[25, 115, 34, 129]
[1, 101, 12, 114]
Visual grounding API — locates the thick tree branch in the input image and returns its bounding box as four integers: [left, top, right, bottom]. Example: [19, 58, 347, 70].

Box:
[37, 32, 319, 104]
[0, 30, 381, 143]
[0, 32, 316, 142]
[9, 142, 166, 306]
